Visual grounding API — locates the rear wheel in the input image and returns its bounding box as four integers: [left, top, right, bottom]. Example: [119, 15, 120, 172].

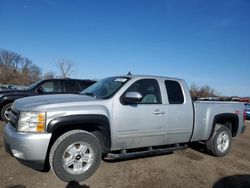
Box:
[49, 130, 102, 182]
[206, 125, 232, 157]
[1, 103, 12, 123]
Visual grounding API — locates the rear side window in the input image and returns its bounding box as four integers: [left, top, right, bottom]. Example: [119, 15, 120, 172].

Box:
[64, 81, 78, 93]
[165, 80, 184, 104]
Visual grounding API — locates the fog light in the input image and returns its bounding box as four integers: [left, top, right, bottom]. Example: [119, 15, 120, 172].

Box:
[12, 149, 24, 159]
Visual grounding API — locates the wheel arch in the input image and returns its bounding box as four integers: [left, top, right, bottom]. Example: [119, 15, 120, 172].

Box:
[42, 114, 111, 171]
[0, 95, 25, 112]
[208, 113, 239, 140]
[0, 100, 14, 110]
[47, 114, 111, 153]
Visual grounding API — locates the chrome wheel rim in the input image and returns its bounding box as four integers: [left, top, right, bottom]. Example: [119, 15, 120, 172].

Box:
[4, 106, 11, 121]
[62, 142, 94, 175]
[216, 131, 229, 153]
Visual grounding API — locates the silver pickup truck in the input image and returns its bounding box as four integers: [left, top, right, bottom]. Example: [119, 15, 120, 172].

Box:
[4, 75, 246, 182]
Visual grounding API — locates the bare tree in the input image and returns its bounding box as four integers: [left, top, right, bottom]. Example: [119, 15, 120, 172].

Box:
[43, 71, 56, 79]
[0, 50, 21, 83]
[0, 49, 42, 85]
[190, 83, 217, 99]
[55, 59, 75, 78]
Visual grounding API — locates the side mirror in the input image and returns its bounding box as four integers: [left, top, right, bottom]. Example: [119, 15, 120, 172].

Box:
[123, 91, 142, 104]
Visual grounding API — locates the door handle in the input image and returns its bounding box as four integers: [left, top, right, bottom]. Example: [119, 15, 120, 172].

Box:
[153, 109, 165, 115]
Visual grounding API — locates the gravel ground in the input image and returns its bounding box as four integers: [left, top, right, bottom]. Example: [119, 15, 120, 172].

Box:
[0, 121, 249, 188]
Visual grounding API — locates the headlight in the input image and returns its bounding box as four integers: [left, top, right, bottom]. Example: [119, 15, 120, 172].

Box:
[18, 112, 46, 133]
[0, 94, 3, 98]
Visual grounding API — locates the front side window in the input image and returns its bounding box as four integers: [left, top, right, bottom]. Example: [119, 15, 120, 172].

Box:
[26, 80, 42, 90]
[165, 80, 184, 104]
[81, 77, 129, 99]
[125, 79, 162, 104]
[40, 81, 60, 93]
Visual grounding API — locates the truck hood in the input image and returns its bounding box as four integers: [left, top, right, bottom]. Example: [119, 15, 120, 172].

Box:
[0, 89, 29, 95]
[13, 94, 96, 111]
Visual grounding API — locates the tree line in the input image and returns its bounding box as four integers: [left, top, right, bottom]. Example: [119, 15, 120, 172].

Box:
[0, 49, 41, 85]
[189, 84, 217, 99]
[0, 49, 74, 86]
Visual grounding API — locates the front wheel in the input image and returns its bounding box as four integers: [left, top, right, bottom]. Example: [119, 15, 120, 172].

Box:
[1, 103, 12, 123]
[49, 130, 102, 182]
[206, 126, 232, 157]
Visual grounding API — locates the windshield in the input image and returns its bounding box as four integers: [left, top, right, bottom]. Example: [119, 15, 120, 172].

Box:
[81, 77, 129, 99]
[26, 80, 42, 90]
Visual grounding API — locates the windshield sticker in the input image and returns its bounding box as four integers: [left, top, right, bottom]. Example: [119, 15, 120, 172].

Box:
[114, 78, 127, 82]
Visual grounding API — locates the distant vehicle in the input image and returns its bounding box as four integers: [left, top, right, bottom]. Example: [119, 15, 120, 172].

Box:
[0, 86, 8, 91]
[0, 78, 96, 122]
[231, 97, 240, 102]
[198, 97, 223, 101]
[231, 98, 250, 103]
[0, 85, 16, 91]
[240, 98, 250, 103]
[0, 84, 27, 91]
[245, 103, 250, 120]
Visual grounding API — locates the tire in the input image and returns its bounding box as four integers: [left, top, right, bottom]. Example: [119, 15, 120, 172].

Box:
[1, 103, 12, 123]
[206, 125, 232, 157]
[49, 130, 102, 182]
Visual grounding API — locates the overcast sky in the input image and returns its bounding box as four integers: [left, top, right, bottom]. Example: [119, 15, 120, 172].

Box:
[0, 0, 249, 96]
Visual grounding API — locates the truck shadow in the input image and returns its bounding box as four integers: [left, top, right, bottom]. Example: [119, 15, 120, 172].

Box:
[188, 142, 209, 155]
[7, 185, 26, 188]
[213, 174, 250, 188]
[65, 181, 90, 188]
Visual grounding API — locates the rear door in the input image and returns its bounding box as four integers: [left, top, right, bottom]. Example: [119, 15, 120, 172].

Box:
[163, 80, 193, 144]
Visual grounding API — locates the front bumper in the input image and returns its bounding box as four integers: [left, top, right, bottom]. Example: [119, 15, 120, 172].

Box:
[3, 123, 52, 170]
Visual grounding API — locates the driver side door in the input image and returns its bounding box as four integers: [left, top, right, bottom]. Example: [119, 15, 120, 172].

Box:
[112, 78, 168, 150]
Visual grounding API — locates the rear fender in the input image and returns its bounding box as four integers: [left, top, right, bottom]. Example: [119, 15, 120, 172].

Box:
[208, 113, 239, 140]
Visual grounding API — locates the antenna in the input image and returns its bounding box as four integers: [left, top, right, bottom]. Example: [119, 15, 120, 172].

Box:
[127, 71, 132, 75]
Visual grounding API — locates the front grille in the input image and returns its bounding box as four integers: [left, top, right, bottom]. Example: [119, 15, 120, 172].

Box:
[9, 108, 19, 129]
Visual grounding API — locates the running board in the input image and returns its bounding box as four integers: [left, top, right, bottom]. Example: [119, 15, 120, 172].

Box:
[105, 144, 188, 160]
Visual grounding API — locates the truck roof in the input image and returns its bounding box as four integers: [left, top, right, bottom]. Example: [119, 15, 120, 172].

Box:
[120, 75, 185, 82]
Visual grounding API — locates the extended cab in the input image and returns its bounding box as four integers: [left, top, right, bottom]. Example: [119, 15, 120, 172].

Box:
[0, 78, 95, 122]
[4, 75, 246, 182]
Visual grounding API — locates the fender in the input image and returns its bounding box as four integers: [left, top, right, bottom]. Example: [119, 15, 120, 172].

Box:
[1, 94, 28, 101]
[0, 95, 26, 112]
[47, 114, 111, 153]
[0, 94, 29, 106]
[208, 113, 239, 140]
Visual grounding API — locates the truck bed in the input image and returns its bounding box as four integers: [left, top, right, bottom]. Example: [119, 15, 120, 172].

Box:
[191, 101, 245, 142]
